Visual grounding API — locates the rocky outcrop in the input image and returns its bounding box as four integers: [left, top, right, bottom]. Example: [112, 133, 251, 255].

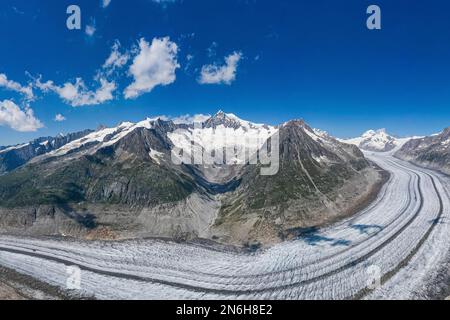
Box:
[395, 127, 450, 175]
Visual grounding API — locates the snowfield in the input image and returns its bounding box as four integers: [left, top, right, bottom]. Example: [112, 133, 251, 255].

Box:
[0, 152, 449, 300]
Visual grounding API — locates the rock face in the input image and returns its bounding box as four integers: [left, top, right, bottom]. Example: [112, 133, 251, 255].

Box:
[0, 130, 93, 174]
[0, 112, 384, 245]
[395, 127, 450, 175]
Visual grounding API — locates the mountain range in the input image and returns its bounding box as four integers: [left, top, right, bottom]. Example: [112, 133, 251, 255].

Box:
[0, 129, 93, 175]
[344, 127, 450, 176]
[0, 112, 447, 245]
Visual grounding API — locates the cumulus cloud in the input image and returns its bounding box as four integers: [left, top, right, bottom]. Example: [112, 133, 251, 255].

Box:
[102, 41, 130, 75]
[198, 52, 242, 85]
[102, 0, 111, 8]
[33, 40, 127, 107]
[124, 37, 180, 99]
[28, 36, 178, 107]
[32, 39, 129, 107]
[171, 113, 211, 124]
[0, 100, 43, 132]
[54, 114, 66, 122]
[0, 73, 34, 100]
[36, 77, 116, 107]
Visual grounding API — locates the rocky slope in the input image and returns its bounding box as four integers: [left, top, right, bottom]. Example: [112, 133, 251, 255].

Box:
[395, 127, 450, 175]
[0, 112, 384, 245]
[214, 120, 384, 244]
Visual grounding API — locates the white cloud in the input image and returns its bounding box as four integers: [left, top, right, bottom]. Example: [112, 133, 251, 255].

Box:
[30, 37, 177, 107]
[152, 0, 176, 4]
[207, 42, 218, 58]
[0, 73, 34, 100]
[33, 39, 125, 107]
[199, 52, 242, 85]
[0, 100, 43, 132]
[102, 0, 111, 8]
[54, 114, 66, 122]
[124, 37, 180, 99]
[85, 24, 96, 37]
[102, 41, 130, 75]
[36, 77, 116, 107]
[171, 114, 211, 124]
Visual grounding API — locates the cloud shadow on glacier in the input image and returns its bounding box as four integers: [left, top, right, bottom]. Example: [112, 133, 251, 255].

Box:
[350, 224, 383, 235]
[290, 227, 352, 247]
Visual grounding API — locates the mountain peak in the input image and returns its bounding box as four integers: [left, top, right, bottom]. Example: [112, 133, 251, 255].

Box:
[344, 128, 402, 152]
[204, 110, 267, 130]
[211, 110, 239, 121]
[283, 119, 307, 127]
[362, 128, 388, 137]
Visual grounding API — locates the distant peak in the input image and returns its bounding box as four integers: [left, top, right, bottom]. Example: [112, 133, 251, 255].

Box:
[96, 125, 107, 131]
[146, 116, 168, 122]
[212, 110, 235, 120]
[203, 111, 271, 130]
[363, 129, 390, 137]
[283, 119, 307, 127]
[363, 129, 376, 136]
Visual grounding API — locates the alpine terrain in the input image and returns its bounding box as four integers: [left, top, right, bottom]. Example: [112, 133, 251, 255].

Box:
[0, 113, 448, 300]
[0, 112, 383, 246]
[0, 130, 93, 175]
[395, 127, 450, 175]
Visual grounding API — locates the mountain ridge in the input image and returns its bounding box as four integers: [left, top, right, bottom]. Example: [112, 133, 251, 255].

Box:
[0, 111, 386, 245]
[395, 127, 450, 175]
[0, 129, 93, 175]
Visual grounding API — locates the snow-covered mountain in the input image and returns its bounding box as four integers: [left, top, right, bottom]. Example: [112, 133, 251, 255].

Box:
[45, 117, 166, 159]
[0, 129, 93, 174]
[0, 111, 381, 245]
[168, 111, 277, 168]
[25, 111, 275, 164]
[203, 110, 271, 131]
[341, 129, 412, 152]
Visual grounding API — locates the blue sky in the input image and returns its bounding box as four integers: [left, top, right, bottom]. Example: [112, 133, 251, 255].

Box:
[0, 0, 449, 146]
